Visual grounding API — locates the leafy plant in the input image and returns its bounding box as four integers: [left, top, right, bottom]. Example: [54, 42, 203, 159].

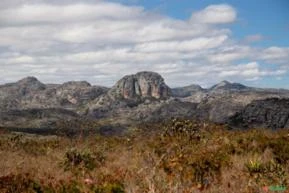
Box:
[245, 159, 264, 174]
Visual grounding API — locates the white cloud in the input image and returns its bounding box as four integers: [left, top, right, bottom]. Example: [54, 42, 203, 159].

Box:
[0, 1, 288, 87]
[207, 45, 252, 63]
[134, 35, 228, 52]
[218, 62, 287, 81]
[190, 4, 237, 24]
[0, 3, 143, 26]
[259, 47, 289, 61]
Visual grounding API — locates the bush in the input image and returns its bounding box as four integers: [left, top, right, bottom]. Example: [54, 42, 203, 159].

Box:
[93, 183, 125, 193]
[245, 159, 287, 186]
[63, 148, 104, 172]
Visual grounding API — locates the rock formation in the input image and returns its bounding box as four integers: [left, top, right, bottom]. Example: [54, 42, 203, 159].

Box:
[108, 71, 171, 100]
[228, 98, 289, 129]
[1, 73, 289, 130]
[0, 77, 108, 110]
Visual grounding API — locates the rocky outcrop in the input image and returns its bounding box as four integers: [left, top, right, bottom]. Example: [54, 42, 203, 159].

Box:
[176, 80, 289, 124]
[88, 72, 172, 120]
[0, 77, 108, 111]
[52, 81, 108, 106]
[108, 71, 170, 100]
[228, 98, 289, 129]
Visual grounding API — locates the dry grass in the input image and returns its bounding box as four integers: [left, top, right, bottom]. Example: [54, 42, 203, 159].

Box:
[0, 119, 289, 193]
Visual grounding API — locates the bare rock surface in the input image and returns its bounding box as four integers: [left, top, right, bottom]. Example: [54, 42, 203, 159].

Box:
[228, 98, 289, 129]
[108, 71, 171, 100]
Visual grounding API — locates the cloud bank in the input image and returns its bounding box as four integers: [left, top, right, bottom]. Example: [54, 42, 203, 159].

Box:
[0, 1, 288, 87]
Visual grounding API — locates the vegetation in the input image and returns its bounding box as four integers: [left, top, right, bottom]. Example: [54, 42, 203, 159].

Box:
[0, 119, 289, 193]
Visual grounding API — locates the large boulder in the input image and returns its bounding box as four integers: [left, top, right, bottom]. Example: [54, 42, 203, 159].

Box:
[108, 71, 171, 100]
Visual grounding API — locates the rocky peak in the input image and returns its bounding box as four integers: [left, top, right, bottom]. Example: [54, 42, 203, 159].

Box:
[16, 76, 46, 91]
[210, 80, 247, 91]
[61, 81, 91, 88]
[109, 71, 171, 100]
[17, 76, 39, 83]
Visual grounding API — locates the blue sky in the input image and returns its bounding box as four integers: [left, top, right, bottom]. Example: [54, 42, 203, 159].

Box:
[0, 0, 288, 88]
[117, 0, 289, 44]
[124, 0, 289, 43]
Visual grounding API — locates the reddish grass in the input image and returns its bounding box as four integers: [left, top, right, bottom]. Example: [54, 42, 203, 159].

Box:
[0, 120, 288, 193]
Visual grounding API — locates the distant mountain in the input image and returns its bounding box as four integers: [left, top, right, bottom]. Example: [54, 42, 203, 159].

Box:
[0, 72, 289, 130]
[172, 84, 204, 97]
[209, 80, 249, 91]
[0, 77, 108, 111]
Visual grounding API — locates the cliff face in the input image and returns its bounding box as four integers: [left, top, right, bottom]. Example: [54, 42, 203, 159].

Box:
[108, 71, 171, 100]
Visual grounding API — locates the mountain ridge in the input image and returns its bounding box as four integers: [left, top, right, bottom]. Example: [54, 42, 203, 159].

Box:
[0, 72, 289, 130]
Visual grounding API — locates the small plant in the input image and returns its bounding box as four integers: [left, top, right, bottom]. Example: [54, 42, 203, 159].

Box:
[162, 118, 202, 141]
[93, 183, 125, 193]
[263, 160, 287, 185]
[245, 159, 264, 174]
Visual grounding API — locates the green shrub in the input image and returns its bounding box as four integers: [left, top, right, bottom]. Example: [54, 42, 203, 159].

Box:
[245, 159, 264, 174]
[63, 148, 104, 172]
[245, 159, 287, 186]
[93, 183, 125, 193]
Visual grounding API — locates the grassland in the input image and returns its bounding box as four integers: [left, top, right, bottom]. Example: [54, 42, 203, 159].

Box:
[0, 119, 288, 193]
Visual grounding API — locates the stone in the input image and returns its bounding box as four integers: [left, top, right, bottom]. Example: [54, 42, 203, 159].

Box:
[108, 71, 171, 100]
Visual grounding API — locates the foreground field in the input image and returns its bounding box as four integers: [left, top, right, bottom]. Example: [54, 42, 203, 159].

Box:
[0, 119, 288, 193]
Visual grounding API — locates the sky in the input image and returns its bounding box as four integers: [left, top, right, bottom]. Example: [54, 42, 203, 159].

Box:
[0, 0, 288, 88]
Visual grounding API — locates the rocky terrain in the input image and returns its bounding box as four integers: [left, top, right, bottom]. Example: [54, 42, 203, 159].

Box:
[228, 98, 289, 129]
[0, 71, 289, 130]
[0, 77, 108, 111]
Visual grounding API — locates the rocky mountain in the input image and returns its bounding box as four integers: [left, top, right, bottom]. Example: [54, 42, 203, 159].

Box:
[175, 81, 289, 123]
[108, 71, 170, 100]
[0, 77, 108, 111]
[1, 72, 289, 130]
[228, 98, 289, 129]
[88, 71, 173, 121]
[209, 80, 249, 92]
[0, 77, 108, 128]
